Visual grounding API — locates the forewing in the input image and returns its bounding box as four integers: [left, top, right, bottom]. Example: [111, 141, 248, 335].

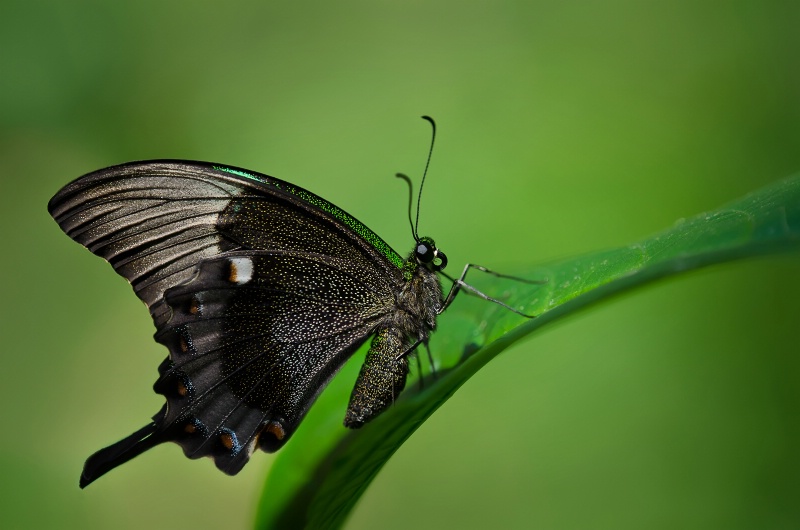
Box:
[48, 160, 403, 327]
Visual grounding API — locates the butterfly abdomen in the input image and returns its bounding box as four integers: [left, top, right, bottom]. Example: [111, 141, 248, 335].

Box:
[344, 326, 409, 428]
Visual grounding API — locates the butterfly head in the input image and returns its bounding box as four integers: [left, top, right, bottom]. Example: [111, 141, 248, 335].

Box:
[414, 236, 447, 272]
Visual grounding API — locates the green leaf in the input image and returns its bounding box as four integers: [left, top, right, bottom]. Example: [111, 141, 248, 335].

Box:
[255, 175, 800, 529]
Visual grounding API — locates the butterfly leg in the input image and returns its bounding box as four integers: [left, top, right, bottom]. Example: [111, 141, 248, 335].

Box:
[423, 342, 437, 380]
[392, 339, 437, 389]
[440, 263, 545, 317]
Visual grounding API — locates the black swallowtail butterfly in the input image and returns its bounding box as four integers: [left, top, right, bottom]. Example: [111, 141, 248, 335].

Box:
[49, 117, 534, 488]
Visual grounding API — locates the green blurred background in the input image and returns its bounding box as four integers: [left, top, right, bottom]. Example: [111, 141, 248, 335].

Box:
[2, 1, 798, 528]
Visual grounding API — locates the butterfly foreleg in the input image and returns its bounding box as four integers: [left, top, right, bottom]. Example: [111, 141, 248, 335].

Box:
[440, 263, 544, 318]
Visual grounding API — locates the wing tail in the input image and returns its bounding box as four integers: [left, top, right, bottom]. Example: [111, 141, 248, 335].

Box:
[80, 409, 166, 488]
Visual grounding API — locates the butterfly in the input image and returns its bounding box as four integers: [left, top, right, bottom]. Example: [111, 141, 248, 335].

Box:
[49, 117, 536, 488]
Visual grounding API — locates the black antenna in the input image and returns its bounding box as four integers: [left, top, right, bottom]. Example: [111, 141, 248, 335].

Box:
[415, 115, 436, 237]
[395, 173, 418, 241]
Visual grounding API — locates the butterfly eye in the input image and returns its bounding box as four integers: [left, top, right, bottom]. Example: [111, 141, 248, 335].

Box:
[433, 250, 448, 271]
[415, 241, 435, 264]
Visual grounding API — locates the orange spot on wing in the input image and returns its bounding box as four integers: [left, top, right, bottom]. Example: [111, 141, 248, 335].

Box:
[265, 421, 286, 441]
[228, 261, 238, 283]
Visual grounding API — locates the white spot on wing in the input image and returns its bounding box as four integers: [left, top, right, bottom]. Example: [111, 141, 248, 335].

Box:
[229, 257, 253, 284]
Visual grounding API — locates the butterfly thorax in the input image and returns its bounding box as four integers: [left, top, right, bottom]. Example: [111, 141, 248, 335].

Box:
[394, 251, 443, 337]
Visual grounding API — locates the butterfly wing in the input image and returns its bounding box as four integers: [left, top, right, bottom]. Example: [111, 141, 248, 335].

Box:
[48, 160, 406, 484]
